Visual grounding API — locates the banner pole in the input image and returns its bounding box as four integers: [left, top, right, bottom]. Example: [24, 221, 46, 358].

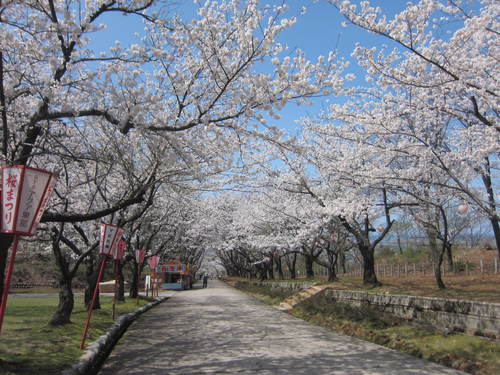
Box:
[136, 265, 140, 305]
[112, 260, 119, 320]
[80, 255, 108, 350]
[0, 235, 20, 334]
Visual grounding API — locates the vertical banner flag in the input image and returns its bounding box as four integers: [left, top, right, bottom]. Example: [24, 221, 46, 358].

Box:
[112, 240, 126, 320]
[148, 255, 160, 297]
[135, 249, 146, 264]
[135, 249, 146, 305]
[148, 255, 160, 270]
[1, 165, 57, 235]
[0, 165, 56, 335]
[99, 224, 123, 256]
[113, 240, 127, 261]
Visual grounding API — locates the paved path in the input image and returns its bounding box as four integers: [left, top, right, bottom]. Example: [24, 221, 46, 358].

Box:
[99, 280, 466, 375]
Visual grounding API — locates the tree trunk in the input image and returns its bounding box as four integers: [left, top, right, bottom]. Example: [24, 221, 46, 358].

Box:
[489, 216, 500, 260]
[428, 230, 446, 289]
[289, 265, 296, 279]
[129, 263, 139, 298]
[285, 253, 297, 279]
[327, 252, 339, 282]
[49, 278, 74, 326]
[339, 252, 346, 274]
[397, 234, 404, 254]
[327, 265, 339, 282]
[304, 254, 315, 279]
[275, 256, 284, 280]
[445, 243, 453, 271]
[267, 258, 274, 280]
[482, 157, 500, 260]
[117, 261, 125, 302]
[258, 264, 267, 281]
[85, 258, 101, 310]
[359, 245, 380, 286]
[50, 233, 75, 325]
[433, 260, 446, 289]
[0, 234, 15, 301]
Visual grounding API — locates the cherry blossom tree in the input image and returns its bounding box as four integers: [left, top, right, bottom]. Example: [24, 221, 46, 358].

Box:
[44, 134, 162, 324]
[1, 0, 348, 298]
[252, 134, 397, 285]
[324, 0, 499, 256]
[313, 219, 354, 282]
[208, 0, 498, 287]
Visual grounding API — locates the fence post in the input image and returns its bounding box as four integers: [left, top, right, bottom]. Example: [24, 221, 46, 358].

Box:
[405, 263, 408, 277]
[495, 257, 498, 274]
[466, 261, 469, 276]
[480, 258, 484, 275]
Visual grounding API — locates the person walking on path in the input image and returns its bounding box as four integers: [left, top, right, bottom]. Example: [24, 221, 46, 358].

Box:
[202, 273, 208, 288]
[99, 279, 466, 375]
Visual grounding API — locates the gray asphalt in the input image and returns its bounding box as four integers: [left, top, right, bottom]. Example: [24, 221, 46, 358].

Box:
[99, 279, 466, 375]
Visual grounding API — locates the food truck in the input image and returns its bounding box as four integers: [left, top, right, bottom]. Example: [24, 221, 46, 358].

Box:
[155, 260, 194, 290]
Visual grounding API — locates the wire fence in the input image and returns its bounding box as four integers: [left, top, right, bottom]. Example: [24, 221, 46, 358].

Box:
[340, 258, 499, 278]
[11, 281, 58, 289]
[281, 257, 499, 279]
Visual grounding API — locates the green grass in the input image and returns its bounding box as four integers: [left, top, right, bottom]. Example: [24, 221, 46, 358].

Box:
[0, 296, 150, 375]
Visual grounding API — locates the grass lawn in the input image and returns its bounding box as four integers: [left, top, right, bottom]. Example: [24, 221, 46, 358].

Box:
[0, 295, 150, 375]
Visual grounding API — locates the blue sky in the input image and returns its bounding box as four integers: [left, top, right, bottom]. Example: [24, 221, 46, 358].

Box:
[95, 1, 408, 133]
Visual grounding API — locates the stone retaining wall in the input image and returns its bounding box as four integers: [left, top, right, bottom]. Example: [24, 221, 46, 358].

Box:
[322, 289, 500, 339]
[235, 281, 317, 291]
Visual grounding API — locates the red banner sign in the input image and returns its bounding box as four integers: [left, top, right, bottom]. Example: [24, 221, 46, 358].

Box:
[156, 264, 185, 273]
[99, 224, 123, 256]
[135, 249, 146, 264]
[148, 255, 160, 270]
[113, 240, 127, 260]
[1, 165, 57, 236]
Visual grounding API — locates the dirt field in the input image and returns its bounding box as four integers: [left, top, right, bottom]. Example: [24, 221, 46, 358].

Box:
[327, 273, 500, 303]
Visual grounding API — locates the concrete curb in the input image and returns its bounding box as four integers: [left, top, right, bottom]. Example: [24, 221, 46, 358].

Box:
[62, 297, 169, 375]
